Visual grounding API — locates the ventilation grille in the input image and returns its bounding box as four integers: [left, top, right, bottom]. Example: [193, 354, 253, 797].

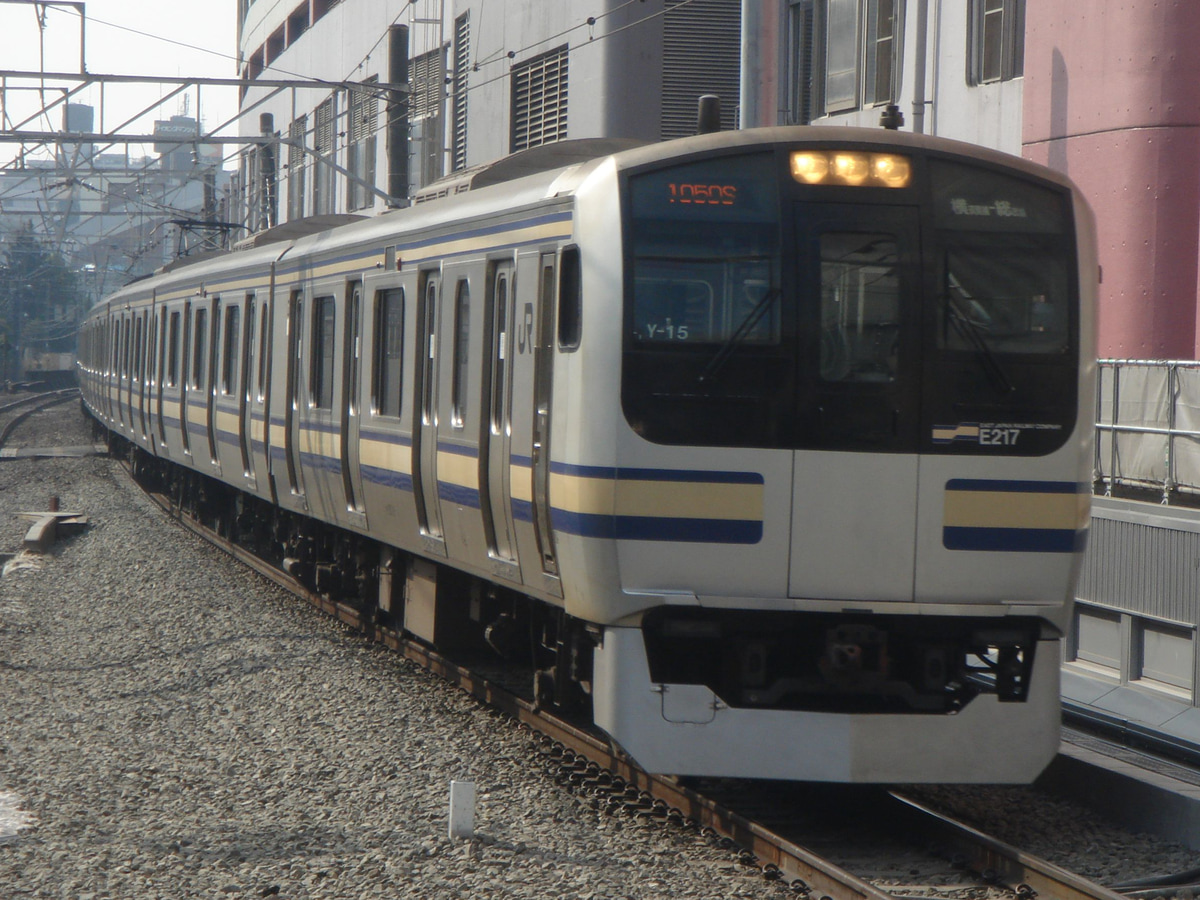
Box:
[411, 47, 446, 121]
[511, 45, 568, 153]
[662, 0, 742, 140]
[453, 13, 470, 171]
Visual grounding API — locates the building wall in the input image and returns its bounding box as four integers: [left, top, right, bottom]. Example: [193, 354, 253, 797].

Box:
[1023, 2, 1200, 359]
[237, 0, 742, 229]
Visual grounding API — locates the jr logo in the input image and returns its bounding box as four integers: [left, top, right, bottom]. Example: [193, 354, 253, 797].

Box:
[517, 302, 534, 355]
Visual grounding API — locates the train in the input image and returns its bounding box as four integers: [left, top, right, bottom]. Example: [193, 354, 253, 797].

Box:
[76, 125, 1096, 783]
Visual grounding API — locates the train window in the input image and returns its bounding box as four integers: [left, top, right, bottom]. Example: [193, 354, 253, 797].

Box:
[244, 298, 255, 402]
[312, 296, 336, 409]
[133, 317, 143, 381]
[257, 303, 269, 400]
[373, 288, 404, 417]
[168, 312, 180, 387]
[221, 304, 240, 395]
[123, 318, 131, 378]
[557, 245, 581, 350]
[451, 279, 470, 427]
[346, 284, 361, 417]
[819, 232, 900, 382]
[931, 160, 1072, 356]
[192, 308, 207, 389]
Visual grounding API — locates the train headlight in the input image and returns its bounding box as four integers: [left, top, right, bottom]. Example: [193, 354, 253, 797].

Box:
[790, 152, 829, 184]
[789, 151, 912, 188]
[871, 153, 912, 188]
[833, 152, 871, 186]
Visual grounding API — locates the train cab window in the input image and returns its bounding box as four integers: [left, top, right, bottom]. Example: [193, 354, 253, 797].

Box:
[624, 152, 783, 446]
[819, 233, 900, 383]
[451, 279, 470, 427]
[167, 312, 180, 387]
[931, 160, 1072, 356]
[221, 304, 241, 395]
[192, 308, 207, 390]
[312, 296, 336, 409]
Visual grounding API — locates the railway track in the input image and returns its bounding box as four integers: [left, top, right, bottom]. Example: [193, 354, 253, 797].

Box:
[0, 388, 81, 452]
[124, 461, 1128, 900]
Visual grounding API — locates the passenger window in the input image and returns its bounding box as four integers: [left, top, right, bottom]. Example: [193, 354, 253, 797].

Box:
[168, 312, 180, 387]
[451, 280, 470, 426]
[192, 308, 207, 389]
[374, 288, 404, 417]
[221, 304, 241, 395]
[312, 296, 336, 408]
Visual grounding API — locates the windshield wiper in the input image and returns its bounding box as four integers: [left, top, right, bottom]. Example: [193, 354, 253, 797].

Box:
[696, 287, 780, 386]
[945, 294, 1015, 394]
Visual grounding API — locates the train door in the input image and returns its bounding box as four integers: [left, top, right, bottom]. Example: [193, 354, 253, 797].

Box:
[155, 302, 168, 449]
[206, 297, 221, 466]
[530, 250, 564, 577]
[341, 280, 366, 514]
[412, 270, 444, 541]
[251, 293, 274, 502]
[136, 309, 149, 441]
[240, 294, 256, 481]
[481, 260, 517, 562]
[181, 301, 193, 456]
[788, 204, 923, 602]
[283, 290, 305, 498]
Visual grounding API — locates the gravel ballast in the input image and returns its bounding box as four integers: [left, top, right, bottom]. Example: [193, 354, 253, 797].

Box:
[2, 399, 1199, 897]
[0, 403, 791, 899]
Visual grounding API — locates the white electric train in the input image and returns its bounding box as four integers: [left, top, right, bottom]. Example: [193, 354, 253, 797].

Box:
[77, 126, 1096, 783]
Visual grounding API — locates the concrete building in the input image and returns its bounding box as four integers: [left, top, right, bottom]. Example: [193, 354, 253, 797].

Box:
[235, 0, 742, 224]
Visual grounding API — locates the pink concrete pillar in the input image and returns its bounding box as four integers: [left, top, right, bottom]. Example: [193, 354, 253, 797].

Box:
[1023, 1, 1200, 359]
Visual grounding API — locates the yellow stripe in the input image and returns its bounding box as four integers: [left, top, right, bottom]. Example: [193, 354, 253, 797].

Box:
[944, 490, 1087, 530]
[406, 221, 570, 263]
[510, 461, 533, 503]
[550, 472, 763, 520]
[361, 437, 412, 475]
[436, 450, 478, 491]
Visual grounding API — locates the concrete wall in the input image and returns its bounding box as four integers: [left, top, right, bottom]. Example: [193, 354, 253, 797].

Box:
[1023, 2, 1200, 359]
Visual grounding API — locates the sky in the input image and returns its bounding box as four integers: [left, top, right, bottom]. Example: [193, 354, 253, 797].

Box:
[0, 0, 241, 159]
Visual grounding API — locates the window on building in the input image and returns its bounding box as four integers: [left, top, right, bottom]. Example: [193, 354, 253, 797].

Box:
[312, 97, 336, 216]
[511, 46, 568, 152]
[287, 115, 307, 220]
[662, 0, 741, 139]
[312, 296, 335, 408]
[347, 77, 378, 211]
[411, 48, 446, 190]
[452, 13, 470, 172]
[374, 288, 404, 417]
[786, 0, 816, 124]
[821, 0, 902, 115]
[968, 0, 1024, 84]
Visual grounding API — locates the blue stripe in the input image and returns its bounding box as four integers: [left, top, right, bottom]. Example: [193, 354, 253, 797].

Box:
[439, 480, 481, 508]
[945, 479, 1087, 494]
[438, 441, 479, 458]
[942, 526, 1086, 553]
[549, 462, 764, 485]
[362, 464, 414, 492]
[361, 429, 413, 447]
[512, 497, 534, 523]
[552, 509, 762, 544]
[396, 211, 572, 253]
[299, 451, 342, 474]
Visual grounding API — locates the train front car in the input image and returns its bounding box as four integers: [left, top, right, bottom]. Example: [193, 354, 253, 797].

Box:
[568, 128, 1095, 783]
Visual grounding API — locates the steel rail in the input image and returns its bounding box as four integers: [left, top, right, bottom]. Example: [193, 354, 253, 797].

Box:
[0, 388, 79, 449]
[133, 472, 1124, 900]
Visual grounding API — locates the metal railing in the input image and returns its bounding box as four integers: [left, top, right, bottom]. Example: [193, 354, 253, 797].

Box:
[1095, 359, 1200, 502]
